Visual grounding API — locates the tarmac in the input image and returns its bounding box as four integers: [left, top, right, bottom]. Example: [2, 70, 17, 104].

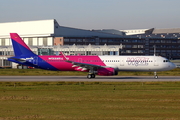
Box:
[0, 76, 179, 82]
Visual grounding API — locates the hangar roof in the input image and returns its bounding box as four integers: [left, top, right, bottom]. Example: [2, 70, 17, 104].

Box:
[91, 29, 125, 36]
[0, 19, 124, 38]
[0, 19, 55, 38]
[152, 28, 180, 34]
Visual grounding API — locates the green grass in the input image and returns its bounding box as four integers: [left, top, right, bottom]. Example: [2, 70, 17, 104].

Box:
[1, 82, 180, 120]
[0, 68, 179, 76]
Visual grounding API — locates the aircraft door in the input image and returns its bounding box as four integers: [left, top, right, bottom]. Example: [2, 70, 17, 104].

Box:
[120, 59, 124, 66]
[154, 56, 159, 66]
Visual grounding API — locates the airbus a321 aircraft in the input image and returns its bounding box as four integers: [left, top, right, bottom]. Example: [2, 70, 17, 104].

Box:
[8, 33, 176, 79]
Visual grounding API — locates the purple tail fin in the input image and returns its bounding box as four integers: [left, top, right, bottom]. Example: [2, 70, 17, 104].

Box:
[10, 33, 36, 56]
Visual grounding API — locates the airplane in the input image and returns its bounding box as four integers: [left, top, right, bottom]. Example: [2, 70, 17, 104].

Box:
[8, 33, 176, 79]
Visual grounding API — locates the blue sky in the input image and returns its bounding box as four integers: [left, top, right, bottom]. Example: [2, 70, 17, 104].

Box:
[0, 0, 180, 30]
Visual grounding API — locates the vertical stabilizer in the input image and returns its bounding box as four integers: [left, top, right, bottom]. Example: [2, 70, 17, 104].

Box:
[10, 33, 36, 57]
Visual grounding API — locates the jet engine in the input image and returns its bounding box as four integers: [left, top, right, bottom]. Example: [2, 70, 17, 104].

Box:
[97, 68, 118, 76]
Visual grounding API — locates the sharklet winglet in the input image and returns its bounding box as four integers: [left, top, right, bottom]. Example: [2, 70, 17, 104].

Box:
[60, 52, 69, 61]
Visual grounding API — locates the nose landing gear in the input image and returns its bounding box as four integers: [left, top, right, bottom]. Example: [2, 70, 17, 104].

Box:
[154, 71, 158, 79]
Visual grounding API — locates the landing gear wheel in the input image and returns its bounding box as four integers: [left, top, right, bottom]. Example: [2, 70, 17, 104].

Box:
[87, 74, 92, 79]
[87, 74, 96, 79]
[91, 74, 96, 78]
[154, 75, 158, 79]
[154, 72, 158, 79]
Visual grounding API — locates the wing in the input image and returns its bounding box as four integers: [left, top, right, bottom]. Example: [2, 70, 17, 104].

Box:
[60, 52, 106, 71]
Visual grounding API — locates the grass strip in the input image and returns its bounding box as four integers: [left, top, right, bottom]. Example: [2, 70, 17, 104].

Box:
[0, 81, 180, 120]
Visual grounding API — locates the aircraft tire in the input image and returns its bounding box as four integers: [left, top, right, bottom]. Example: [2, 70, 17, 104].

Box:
[91, 74, 95, 78]
[87, 74, 92, 79]
[154, 75, 158, 79]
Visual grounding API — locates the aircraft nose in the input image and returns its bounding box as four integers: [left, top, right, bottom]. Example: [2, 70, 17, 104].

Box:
[170, 62, 176, 69]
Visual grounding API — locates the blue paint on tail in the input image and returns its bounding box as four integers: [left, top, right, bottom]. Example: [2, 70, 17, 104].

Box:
[8, 33, 59, 71]
[11, 38, 36, 57]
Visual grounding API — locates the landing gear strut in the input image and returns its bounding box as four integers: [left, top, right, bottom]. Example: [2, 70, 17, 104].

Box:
[154, 71, 158, 79]
[87, 74, 96, 79]
[87, 68, 96, 79]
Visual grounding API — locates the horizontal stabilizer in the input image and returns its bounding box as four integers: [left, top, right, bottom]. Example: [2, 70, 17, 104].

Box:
[8, 57, 26, 63]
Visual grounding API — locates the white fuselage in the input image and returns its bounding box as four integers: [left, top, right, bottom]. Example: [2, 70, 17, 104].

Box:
[99, 56, 175, 72]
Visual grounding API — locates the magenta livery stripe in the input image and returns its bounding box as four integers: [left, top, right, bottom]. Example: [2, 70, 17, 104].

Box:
[10, 33, 31, 50]
[39, 55, 106, 70]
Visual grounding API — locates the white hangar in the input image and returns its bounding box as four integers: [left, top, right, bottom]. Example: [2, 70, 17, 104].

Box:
[0, 19, 124, 68]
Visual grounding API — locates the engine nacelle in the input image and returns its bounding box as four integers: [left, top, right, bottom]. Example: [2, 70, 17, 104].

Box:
[97, 68, 118, 76]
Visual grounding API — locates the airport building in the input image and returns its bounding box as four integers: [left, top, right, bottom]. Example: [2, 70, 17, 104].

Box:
[0, 19, 180, 68]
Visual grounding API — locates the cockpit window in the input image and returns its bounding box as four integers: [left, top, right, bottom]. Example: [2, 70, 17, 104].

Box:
[163, 60, 170, 62]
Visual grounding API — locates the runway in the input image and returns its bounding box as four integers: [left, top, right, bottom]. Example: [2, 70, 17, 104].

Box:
[0, 76, 179, 82]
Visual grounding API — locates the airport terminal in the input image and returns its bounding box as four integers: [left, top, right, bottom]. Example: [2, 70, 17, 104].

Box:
[0, 19, 180, 68]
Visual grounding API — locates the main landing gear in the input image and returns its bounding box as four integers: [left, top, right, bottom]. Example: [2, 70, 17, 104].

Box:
[154, 71, 158, 79]
[87, 69, 96, 79]
[87, 74, 96, 79]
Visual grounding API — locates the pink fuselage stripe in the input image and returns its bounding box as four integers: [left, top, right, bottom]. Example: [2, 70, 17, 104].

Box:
[10, 33, 31, 50]
[39, 55, 105, 71]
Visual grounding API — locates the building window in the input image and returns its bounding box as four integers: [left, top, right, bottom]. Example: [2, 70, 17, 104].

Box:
[125, 45, 131, 48]
[138, 50, 144, 53]
[77, 39, 82, 42]
[1, 39, 5, 46]
[172, 45, 177, 48]
[28, 38, 33, 46]
[166, 45, 171, 48]
[138, 45, 144, 48]
[132, 40, 138, 43]
[123, 39, 130, 43]
[166, 40, 171, 43]
[89, 39, 95, 42]
[138, 40, 144, 43]
[161, 40, 165, 43]
[108, 39, 114, 42]
[102, 39, 107, 42]
[155, 40, 160, 43]
[150, 40, 154, 43]
[132, 50, 138, 53]
[172, 40, 177, 43]
[43, 38, 47, 46]
[126, 50, 131, 53]
[64, 39, 69, 42]
[70, 39, 76, 42]
[161, 45, 166, 48]
[132, 45, 137, 48]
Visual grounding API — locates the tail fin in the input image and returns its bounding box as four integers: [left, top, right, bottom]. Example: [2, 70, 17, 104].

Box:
[10, 33, 36, 57]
